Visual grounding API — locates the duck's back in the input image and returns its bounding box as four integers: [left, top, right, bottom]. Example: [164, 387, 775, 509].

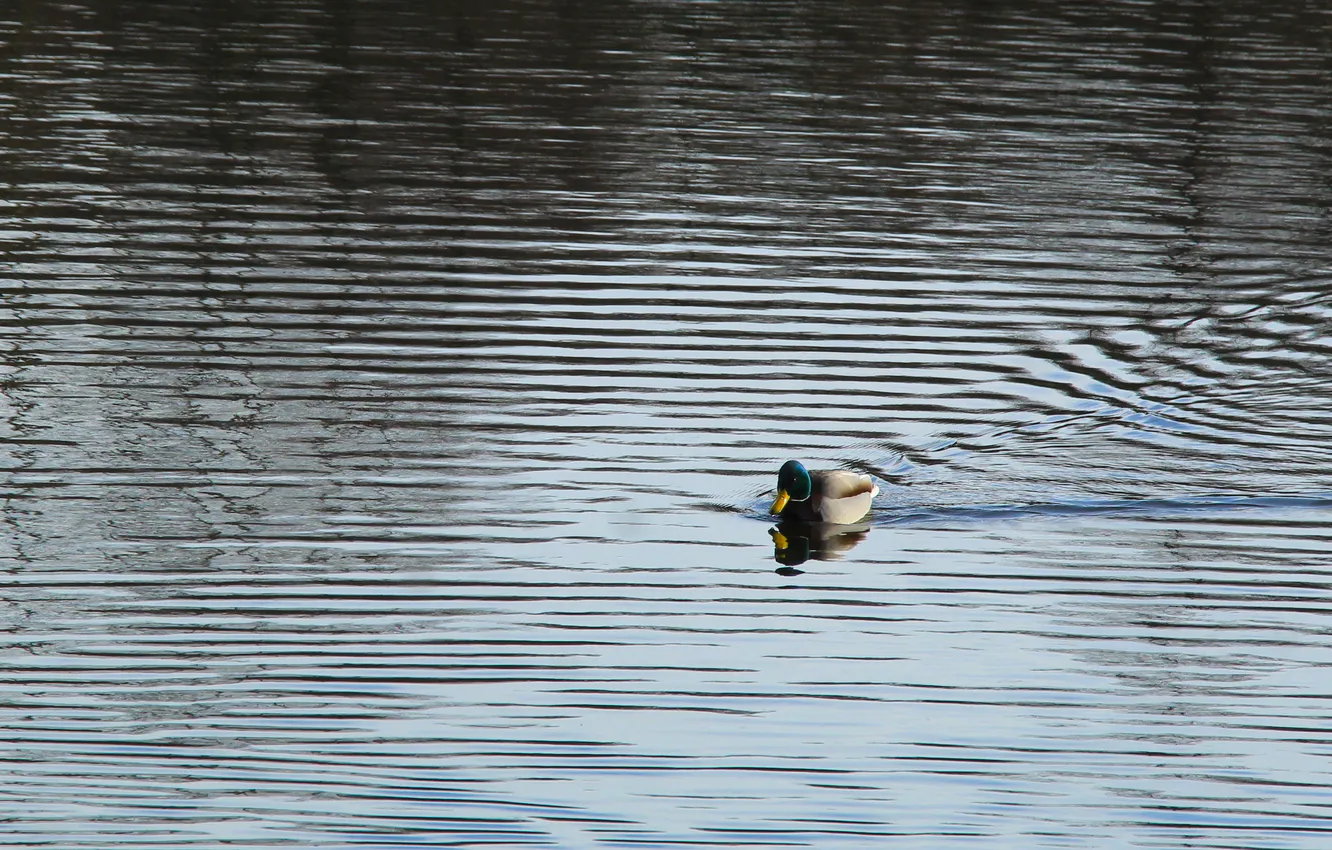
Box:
[810, 470, 878, 524]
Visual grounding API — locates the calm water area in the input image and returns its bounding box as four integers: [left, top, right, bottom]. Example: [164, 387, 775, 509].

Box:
[6, 1, 1332, 847]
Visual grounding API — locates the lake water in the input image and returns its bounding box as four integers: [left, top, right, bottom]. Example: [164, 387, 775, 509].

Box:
[6, 1, 1332, 847]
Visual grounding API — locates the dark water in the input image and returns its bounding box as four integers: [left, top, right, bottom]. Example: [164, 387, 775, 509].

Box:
[6, 1, 1332, 846]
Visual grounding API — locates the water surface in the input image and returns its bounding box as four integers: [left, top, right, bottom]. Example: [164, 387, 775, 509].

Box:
[5, 1, 1332, 847]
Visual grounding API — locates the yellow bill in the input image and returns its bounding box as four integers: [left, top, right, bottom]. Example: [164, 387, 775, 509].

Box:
[771, 489, 790, 514]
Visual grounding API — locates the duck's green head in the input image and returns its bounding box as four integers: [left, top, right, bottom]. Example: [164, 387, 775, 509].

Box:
[771, 460, 812, 514]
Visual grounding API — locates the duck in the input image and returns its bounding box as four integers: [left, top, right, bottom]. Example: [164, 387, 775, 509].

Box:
[770, 460, 879, 524]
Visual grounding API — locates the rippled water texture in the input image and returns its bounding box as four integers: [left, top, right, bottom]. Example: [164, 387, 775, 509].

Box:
[6, 1, 1332, 847]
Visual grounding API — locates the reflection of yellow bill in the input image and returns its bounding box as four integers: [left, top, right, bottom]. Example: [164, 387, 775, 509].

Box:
[771, 490, 790, 514]
[771, 529, 789, 550]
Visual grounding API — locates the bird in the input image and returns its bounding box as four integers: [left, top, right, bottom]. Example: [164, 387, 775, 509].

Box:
[770, 460, 879, 524]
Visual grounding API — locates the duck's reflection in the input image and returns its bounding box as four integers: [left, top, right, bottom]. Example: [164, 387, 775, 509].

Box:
[769, 520, 870, 571]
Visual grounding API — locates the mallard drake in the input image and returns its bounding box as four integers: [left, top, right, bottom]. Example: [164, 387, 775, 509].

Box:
[770, 460, 879, 524]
